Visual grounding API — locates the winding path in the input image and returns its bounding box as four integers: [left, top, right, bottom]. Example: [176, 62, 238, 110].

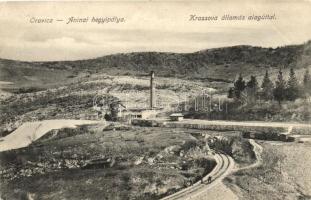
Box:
[235, 139, 263, 172]
[0, 120, 99, 152]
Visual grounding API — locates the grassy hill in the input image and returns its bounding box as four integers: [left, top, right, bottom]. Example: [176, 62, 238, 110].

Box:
[1, 41, 311, 128]
[1, 40, 311, 89]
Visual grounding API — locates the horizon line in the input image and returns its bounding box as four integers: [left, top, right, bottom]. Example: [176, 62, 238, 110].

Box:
[0, 41, 309, 63]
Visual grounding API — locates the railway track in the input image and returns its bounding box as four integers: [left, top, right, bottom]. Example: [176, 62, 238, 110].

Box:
[161, 153, 234, 200]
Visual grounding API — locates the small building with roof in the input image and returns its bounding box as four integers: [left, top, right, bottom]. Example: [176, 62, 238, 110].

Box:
[169, 113, 184, 121]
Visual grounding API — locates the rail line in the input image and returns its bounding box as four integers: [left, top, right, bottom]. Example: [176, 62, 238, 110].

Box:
[161, 153, 234, 200]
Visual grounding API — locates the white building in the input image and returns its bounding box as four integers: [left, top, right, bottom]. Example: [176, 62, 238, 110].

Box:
[169, 113, 184, 121]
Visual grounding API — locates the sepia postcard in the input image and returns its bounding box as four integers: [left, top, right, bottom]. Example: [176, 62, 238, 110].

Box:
[0, 1, 311, 199]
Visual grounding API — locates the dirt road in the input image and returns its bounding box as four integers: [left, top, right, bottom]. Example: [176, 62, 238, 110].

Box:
[0, 120, 99, 152]
[175, 119, 311, 129]
[236, 139, 263, 171]
[158, 119, 311, 136]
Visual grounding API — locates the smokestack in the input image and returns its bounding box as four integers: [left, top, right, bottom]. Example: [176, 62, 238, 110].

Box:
[150, 71, 155, 109]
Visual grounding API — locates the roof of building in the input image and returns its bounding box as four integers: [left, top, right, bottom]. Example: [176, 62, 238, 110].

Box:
[126, 107, 163, 112]
[169, 113, 184, 117]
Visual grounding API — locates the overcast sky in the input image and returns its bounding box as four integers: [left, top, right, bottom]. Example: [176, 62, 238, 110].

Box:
[0, 1, 311, 61]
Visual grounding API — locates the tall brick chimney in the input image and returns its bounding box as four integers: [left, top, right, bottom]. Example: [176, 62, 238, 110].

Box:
[150, 71, 155, 109]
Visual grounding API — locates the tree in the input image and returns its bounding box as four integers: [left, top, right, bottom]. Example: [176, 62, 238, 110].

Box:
[227, 87, 234, 98]
[109, 101, 125, 121]
[273, 70, 286, 104]
[286, 68, 301, 101]
[247, 76, 258, 89]
[246, 75, 259, 102]
[261, 70, 274, 101]
[233, 74, 246, 99]
[303, 68, 311, 95]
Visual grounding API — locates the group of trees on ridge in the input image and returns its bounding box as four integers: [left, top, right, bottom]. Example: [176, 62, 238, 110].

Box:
[228, 68, 311, 104]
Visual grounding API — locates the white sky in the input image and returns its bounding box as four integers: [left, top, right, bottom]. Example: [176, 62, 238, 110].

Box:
[0, 1, 311, 61]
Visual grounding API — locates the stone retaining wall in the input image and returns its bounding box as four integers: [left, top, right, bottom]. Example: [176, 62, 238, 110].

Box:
[132, 119, 287, 134]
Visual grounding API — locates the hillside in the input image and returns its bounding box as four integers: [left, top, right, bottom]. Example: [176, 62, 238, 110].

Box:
[1, 41, 311, 89]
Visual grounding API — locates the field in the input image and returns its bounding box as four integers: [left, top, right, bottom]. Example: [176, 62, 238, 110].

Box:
[0, 125, 256, 200]
[0, 126, 213, 199]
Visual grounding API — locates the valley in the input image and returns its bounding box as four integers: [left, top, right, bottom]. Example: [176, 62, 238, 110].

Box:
[1, 41, 311, 200]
